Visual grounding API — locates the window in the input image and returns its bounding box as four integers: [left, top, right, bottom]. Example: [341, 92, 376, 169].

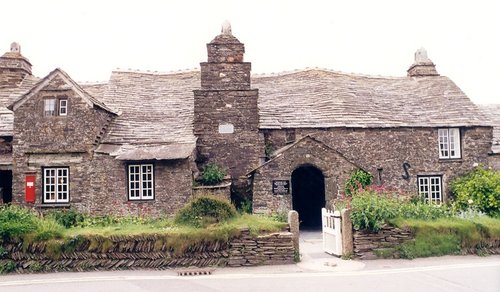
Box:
[128, 164, 154, 200]
[59, 99, 68, 116]
[44, 99, 56, 116]
[44, 97, 68, 116]
[43, 167, 69, 203]
[438, 128, 461, 159]
[418, 176, 442, 203]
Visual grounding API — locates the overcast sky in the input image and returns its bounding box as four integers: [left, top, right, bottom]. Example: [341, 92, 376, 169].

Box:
[1, 0, 499, 104]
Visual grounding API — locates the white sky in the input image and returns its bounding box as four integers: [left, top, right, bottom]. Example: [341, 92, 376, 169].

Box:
[1, 0, 499, 104]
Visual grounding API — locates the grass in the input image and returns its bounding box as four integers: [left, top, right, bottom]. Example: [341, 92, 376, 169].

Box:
[390, 216, 500, 258]
[0, 205, 287, 258]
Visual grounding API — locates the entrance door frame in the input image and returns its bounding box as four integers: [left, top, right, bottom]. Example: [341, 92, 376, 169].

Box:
[291, 164, 326, 229]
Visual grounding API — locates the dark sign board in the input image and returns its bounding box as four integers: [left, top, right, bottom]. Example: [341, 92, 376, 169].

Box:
[272, 180, 290, 194]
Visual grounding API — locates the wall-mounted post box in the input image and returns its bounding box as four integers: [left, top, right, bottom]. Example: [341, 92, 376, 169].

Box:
[25, 175, 36, 203]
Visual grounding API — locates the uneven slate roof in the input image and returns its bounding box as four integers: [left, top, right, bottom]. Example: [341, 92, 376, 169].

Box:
[253, 69, 489, 129]
[0, 74, 39, 136]
[99, 70, 199, 145]
[478, 104, 500, 154]
[95, 143, 196, 160]
[8, 69, 119, 116]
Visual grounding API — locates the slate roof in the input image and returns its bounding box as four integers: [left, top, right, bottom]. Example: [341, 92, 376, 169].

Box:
[0, 67, 492, 154]
[253, 69, 489, 129]
[0, 74, 39, 136]
[478, 104, 500, 154]
[97, 70, 199, 145]
[8, 68, 119, 115]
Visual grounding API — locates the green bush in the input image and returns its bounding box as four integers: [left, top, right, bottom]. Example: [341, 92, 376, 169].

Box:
[0, 205, 38, 240]
[34, 218, 64, 241]
[350, 188, 453, 232]
[0, 260, 15, 274]
[350, 190, 400, 231]
[48, 209, 86, 228]
[200, 163, 226, 186]
[344, 169, 373, 196]
[393, 217, 500, 258]
[175, 196, 237, 228]
[451, 166, 500, 217]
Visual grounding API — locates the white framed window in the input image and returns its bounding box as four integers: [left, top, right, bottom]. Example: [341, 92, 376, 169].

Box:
[438, 128, 461, 159]
[128, 164, 154, 200]
[59, 99, 68, 116]
[43, 167, 69, 203]
[418, 175, 442, 203]
[44, 99, 56, 116]
[44, 97, 68, 116]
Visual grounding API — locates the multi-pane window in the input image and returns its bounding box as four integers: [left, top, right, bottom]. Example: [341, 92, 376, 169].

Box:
[44, 97, 68, 116]
[128, 164, 154, 200]
[438, 128, 461, 159]
[44, 99, 56, 116]
[418, 176, 442, 203]
[43, 167, 69, 203]
[59, 99, 68, 116]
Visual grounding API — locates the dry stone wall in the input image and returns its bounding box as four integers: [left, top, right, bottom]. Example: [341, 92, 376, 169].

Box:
[353, 225, 414, 259]
[0, 229, 295, 273]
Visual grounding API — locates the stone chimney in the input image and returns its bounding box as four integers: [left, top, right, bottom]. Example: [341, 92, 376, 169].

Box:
[0, 42, 32, 87]
[194, 22, 262, 178]
[200, 21, 251, 90]
[407, 47, 439, 77]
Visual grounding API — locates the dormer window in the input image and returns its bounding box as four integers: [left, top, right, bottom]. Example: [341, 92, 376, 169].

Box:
[44, 97, 68, 116]
[59, 99, 68, 116]
[44, 99, 56, 116]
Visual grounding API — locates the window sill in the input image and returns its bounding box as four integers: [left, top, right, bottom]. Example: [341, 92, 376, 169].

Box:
[438, 158, 462, 163]
[128, 199, 155, 202]
[38, 203, 71, 208]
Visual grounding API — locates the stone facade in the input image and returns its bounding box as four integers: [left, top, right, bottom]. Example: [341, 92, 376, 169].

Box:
[252, 136, 359, 213]
[0, 24, 497, 220]
[259, 127, 492, 198]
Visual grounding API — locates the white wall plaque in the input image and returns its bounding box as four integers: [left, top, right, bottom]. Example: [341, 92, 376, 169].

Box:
[218, 123, 234, 134]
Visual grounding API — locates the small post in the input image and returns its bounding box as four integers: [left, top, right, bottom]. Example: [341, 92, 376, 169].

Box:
[341, 208, 353, 256]
[288, 210, 299, 252]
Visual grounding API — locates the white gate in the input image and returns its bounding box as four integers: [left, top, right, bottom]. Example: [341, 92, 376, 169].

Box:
[322, 208, 343, 256]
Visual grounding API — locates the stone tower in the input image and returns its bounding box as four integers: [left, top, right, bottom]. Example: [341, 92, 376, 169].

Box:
[0, 42, 32, 88]
[194, 22, 263, 178]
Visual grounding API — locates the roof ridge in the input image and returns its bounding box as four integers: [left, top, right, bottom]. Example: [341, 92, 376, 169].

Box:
[112, 68, 200, 75]
[251, 67, 409, 80]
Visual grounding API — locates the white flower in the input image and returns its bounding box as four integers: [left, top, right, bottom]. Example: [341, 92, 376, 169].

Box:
[468, 199, 474, 204]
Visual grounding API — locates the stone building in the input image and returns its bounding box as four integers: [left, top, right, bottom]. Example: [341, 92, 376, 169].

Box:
[0, 24, 496, 227]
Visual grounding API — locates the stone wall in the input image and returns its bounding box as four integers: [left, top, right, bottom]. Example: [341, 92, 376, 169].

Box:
[353, 225, 414, 259]
[252, 136, 358, 213]
[12, 74, 114, 207]
[194, 89, 263, 178]
[0, 229, 294, 273]
[489, 154, 500, 171]
[192, 182, 231, 200]
[262, 127, 492, 202]
[86, 155, 193, 216]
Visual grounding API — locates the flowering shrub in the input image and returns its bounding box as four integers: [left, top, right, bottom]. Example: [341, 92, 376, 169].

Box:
[347, 186, 452, 232]
[344, 169, 373, 196]
[451, 166, 500, 217]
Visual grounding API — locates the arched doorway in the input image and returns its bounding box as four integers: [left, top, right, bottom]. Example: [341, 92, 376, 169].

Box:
[291, 165, 325, 229]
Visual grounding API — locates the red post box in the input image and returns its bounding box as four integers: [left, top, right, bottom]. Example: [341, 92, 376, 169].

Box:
[25, 175, 36, 203]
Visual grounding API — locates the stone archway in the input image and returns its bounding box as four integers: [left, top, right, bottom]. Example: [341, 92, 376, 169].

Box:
[291, 165, 325, 229]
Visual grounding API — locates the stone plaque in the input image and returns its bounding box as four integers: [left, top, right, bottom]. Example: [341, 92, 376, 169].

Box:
[272, 180, 290, 195]
[218, 123, 234, 134]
